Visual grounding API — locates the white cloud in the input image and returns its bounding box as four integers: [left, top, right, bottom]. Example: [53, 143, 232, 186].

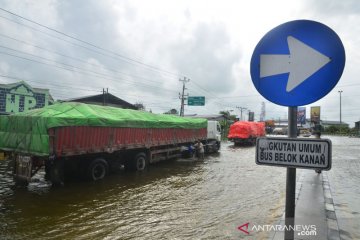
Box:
[0, 0, 359, 125]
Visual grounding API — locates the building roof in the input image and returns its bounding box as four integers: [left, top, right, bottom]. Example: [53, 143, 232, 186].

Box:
[321, 120, 348, 126]
[185, 114, 228, 121]
[62, 92, 137, 110]
[0, 81, 54, 102]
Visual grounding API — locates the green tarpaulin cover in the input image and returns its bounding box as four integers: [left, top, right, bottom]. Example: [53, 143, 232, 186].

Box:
[0, 102, 207, 156]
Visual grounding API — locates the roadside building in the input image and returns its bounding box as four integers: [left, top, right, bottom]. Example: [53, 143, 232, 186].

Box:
[321, 120, 349, 129]
[272, 119, 349, 133]
[62, 92, 138, 110]
[355, 121, 360, 136]
[185, 114, 228, 121]
[0, 81, 53, 115]
[0, 81, 54, 160]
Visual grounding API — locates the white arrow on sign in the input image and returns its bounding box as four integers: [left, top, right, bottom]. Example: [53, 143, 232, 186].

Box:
[260, 36, 331, 92]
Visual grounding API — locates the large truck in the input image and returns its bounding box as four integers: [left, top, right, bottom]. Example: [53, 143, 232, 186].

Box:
[0, 102, 221, 185]
[227, 121, 265, 145]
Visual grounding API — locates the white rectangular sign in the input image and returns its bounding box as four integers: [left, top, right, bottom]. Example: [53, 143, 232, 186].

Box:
[256, 137, 331, 170]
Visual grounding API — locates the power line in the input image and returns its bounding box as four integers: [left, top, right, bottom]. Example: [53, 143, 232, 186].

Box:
[0, 74, 101, 93]
[0, 49, 179, 93]
[1, 14, 342, 119]
[188, 80, 254, 110]
[0, 7, 185, 78]
[1, 74, 179, 108]
[0, 9, 240, 107]
[2, 7, 359, 117]
[0, 9, 240, 109]
[0, 14, 174, 78]
[0, 33, 178, 84]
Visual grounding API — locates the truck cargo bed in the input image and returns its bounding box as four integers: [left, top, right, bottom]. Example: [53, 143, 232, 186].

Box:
[50, 126, 206, 157]
[0, 102, 207, 156]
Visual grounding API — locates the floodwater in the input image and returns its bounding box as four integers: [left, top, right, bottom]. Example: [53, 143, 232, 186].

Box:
[3, 137, 359, 239]
[325, 136, 360, 240]
[0, 141, 299, 240]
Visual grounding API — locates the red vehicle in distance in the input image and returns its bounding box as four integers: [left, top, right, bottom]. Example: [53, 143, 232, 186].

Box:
[228, 121, 265, 145]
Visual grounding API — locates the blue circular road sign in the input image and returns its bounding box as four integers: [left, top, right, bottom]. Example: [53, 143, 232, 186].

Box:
[250, 20, 346, 106]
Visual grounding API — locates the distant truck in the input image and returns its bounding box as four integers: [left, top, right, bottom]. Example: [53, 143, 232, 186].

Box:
[0, 102, 221, 185]
[227, 121, 265, 145]
[272, 127, 288, 135]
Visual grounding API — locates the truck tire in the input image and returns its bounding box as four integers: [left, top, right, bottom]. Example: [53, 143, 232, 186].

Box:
[207, 141, 220, 153]
[46, 158, 64, 186]
[125, 152, 148, 171]
[87, 158, 109, 181]
[213, 142, 220, 153]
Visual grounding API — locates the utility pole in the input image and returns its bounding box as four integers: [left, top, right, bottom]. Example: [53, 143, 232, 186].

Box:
[260, 102, 266, 122]
[179, 77, 190, 117]
[236, 106, 247, 121]
[102, 88, 105, 106]
[102, 88, 109, 106]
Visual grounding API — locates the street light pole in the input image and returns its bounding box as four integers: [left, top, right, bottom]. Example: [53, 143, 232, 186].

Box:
[338, 90, 343, 131]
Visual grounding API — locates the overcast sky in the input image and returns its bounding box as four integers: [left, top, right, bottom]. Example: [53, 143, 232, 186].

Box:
[0, 0, 359, 126]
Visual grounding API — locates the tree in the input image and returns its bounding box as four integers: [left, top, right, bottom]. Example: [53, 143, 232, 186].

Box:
[323, 125, 350, 135]
[219, 111, 236, 140]
[134, 102, 146, 111]
[219, 111, 236, 121]
[324, 125, 338, 134]
[164, 109, 179, 115]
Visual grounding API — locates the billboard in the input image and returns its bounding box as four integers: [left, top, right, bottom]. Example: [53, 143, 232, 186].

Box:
[310, 106, 321, 123]
[297, 107, 306, 125]
[248, 112, 255, 121]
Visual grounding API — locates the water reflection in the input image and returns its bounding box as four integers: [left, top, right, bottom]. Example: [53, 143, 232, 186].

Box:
[1, 142, 287, 239]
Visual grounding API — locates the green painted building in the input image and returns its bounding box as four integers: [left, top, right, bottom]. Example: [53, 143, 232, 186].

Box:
[0, 81, 53, 115]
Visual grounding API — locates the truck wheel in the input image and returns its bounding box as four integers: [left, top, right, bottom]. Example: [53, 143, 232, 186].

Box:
[216, 142, 221, 151]
[213, 144, 219, 153]
[212, 141, 220, 153]
[125, 152, 148, 171]
[208, 141, 219, 153]
[47, 159, 64, 186]
[87, 158, 108, 181]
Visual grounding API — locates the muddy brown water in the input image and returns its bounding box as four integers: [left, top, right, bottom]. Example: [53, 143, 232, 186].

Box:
[1, 140, 312, 240]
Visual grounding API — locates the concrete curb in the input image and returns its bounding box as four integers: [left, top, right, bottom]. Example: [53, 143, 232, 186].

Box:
[269, 170, 341, 240]
[322, 172, 341, 240]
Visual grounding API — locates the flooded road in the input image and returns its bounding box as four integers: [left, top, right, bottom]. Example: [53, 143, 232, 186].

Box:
[2, 136, 360, 240]
[325, 136, 360, 240]
[0, 142, 287, 239]
[2, 137, 359, 239]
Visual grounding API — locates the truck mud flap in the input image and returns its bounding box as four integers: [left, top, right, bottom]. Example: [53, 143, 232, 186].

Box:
[15, 155, 32, 182]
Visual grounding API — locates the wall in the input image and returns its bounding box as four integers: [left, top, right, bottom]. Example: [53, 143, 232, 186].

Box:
[0, 81, 53, 114]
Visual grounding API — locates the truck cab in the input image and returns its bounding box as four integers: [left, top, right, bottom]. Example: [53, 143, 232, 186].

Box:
[204, 120, 221, 153]
[207, 120, 222, 142]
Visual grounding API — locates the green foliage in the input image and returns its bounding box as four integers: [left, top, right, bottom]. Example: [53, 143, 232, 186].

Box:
[219, 110, 236, 140]
[134, 102, 146, 111]
[325, 125, 338, 134]
[323, 125, 350, 135]
[164, 109, 179, 115]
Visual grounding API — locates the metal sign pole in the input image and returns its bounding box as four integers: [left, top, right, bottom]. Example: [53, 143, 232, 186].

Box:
[250, 19, 344, 240]
[284, 106, 297, 239]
